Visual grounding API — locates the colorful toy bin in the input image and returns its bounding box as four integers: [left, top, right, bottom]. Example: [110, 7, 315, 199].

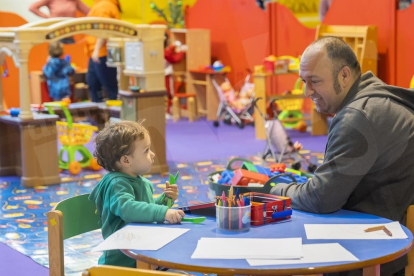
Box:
[208, 158, 310, 198]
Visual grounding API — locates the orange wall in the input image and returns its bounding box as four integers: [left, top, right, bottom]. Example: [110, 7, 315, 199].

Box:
[323, 0, 396, 85]
[0, 12, 89, 109]
[396, 4, 414, 88]
[267, 3, 315, 102]
[1, 12, 27, 109]
[186, 0, 268, 90]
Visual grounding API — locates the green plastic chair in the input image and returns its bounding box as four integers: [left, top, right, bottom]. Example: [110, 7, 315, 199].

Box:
[48, 194, 101, 276]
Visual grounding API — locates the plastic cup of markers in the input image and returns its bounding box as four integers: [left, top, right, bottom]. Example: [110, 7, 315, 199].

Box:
[215, 204, 251, 232]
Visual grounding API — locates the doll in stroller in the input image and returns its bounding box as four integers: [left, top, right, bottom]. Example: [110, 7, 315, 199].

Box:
[211, 72, 255, 129]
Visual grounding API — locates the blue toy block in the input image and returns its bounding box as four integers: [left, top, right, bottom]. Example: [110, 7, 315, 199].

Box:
[255, 165, 272, 177]
[218, 170, 234, 184]
[278, 176, 296, 184]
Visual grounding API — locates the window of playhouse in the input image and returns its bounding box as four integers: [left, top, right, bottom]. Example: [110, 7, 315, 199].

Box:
[107, 47, 122, 63]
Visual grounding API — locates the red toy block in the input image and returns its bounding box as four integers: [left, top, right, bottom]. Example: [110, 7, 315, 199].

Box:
[230, 169, 269, 186]
[270, 163, 286, 173]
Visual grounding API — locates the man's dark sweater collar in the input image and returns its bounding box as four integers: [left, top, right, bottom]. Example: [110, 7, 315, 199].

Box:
[336, 75, 362, 113]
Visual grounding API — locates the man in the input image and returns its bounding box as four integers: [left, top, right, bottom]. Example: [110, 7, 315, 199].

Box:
[271, 36, 414, 275]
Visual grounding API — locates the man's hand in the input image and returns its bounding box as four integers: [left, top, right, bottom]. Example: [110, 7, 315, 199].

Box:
[164, 181, 178, 201]
[164, 209, 185, 224]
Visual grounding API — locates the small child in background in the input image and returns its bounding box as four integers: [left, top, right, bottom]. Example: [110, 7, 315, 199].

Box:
[89, 121, 184, 268]
[43, 42, 74, 101]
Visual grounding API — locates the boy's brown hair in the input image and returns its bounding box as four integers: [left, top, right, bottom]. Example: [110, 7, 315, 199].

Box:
[48, 42, 63, 58]
[94, 121, 149, 172]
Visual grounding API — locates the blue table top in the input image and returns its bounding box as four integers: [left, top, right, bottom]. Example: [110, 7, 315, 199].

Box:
[124, 209, 413, 275]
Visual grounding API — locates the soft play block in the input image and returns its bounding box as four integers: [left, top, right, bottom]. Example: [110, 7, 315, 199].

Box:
[218, 170, 234, 184]
[254, 165, 272, 176]
[230, 169, 269, 186]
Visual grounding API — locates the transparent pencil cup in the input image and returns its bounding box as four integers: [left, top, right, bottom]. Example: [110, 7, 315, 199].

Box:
[216, 204, 251, 232]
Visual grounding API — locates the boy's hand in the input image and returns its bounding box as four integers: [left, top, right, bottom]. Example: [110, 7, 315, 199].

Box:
[164, 181, 178, 201]
[91, 50, 100, 63]
[164, 209, 185, 224]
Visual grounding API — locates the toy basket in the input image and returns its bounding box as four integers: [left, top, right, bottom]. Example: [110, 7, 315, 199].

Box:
[208, 158, 299, 196]
[56, 121, 97, 146]
[276, 78, 304, 111]
[276, 97, 303, 111]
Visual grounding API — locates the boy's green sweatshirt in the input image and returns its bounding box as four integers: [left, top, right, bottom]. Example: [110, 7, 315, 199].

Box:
[89, 172, 169, 267]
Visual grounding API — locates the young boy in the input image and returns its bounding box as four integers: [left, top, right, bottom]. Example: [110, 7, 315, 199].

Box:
[89, 121, 184, 267]
[43, 42, 74, 101]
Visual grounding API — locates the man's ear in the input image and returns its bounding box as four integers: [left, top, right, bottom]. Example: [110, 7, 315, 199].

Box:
[339, 66, 352, 88]
[119, 155, 130, 167]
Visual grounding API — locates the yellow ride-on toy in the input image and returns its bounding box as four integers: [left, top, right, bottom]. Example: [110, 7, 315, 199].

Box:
[44, 101, 101, 175]
[276, 78, 306, 130]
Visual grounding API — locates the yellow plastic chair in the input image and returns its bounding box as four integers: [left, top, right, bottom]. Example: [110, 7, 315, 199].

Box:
[82, 265, 183, 276]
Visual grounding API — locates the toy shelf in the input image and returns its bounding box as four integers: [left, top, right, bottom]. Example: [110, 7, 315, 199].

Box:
[316, 25, 378, 75]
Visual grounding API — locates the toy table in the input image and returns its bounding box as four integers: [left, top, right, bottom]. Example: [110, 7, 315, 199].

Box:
[0, 114, 60, 187]
[122, 209, 413, 276]
[118, 90, 168, 174]
[253, 72, 329, 140]
[97, 104, 121, 126]
[187, 69, 229, 121]
[40, 101, 100, 120]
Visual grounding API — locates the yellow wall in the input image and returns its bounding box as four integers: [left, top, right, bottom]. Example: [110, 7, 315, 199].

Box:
[274, 0, 321, 28]
[83, 0, 198, 24]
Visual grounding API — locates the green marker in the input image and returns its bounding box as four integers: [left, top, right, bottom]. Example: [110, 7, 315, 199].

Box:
[181, 217, 206, 224]
[161, 171, 179, 208]
[167, 171, 179, 208]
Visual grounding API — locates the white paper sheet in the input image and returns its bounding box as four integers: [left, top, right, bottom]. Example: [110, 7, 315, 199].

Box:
[247, 243, 359, 266]
[92, 225, 190, 252]
[191, 237, 302, 259]
[305, 221, 408, 240]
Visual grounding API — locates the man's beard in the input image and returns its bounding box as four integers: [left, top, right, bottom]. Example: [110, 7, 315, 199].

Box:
[334, 76, 342, 95]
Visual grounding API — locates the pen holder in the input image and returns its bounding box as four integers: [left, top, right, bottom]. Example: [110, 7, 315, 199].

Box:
[216, 204, 251, 232]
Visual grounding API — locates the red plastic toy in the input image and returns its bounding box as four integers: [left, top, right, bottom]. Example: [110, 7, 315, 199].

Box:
[246, 192, 292, 226]
[270, 163, 287, 173]
[230, 169, 269, 186]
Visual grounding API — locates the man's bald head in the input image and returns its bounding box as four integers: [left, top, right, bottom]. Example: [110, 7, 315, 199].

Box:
[299, 37, 361, 114]
[304, 36, 361, 80]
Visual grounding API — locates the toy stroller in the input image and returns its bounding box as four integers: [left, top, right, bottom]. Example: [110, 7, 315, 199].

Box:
[211, 73, 255, 129]
[44, 101, 101, 175]
[254, 98, 318, 173]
